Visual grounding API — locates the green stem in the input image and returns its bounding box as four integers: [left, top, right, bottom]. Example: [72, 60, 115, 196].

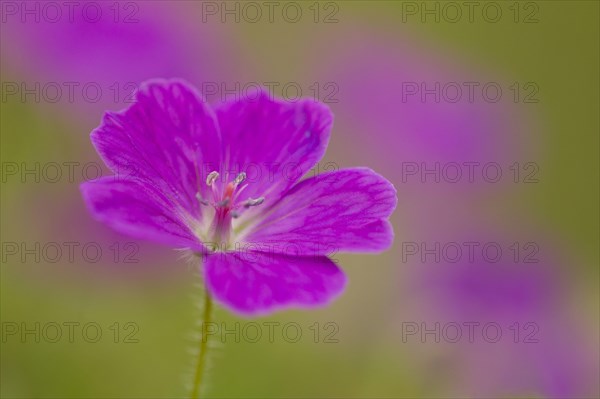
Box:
[190, 288, 213, 399]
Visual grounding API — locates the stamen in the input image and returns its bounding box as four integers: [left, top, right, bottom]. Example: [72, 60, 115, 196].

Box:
[216, 198, 230, 208]
[194, 166, 267, 247]
[233, 183, 248, 200]
[195, 193, 209, 206]
[206, 171, 219, 186]
[233, 172, 247, 186]
[244, 197, 265, 208]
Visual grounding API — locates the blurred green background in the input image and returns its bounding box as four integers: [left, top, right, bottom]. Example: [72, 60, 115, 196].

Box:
[1, 1, 598, 398]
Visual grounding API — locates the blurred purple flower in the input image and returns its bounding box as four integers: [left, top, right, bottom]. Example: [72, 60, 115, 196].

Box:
[1, 1, 233, 119]
[409, 228, 598, 398]
[80, 79, 397, 316]
[316, 29, 536, 193]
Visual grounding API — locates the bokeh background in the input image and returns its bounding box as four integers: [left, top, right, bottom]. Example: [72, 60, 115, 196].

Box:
[1, 1, 598, 398]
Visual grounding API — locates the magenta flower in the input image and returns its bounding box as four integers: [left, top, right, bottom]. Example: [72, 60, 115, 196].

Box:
[1, 2, 233, 123]
[80, 79, 397, 316]
[407, 226, 599, 398]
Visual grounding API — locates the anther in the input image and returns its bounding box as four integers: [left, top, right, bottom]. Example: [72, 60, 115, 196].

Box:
[233, 172, 246, 186]
[216, 198, 230, 207]
[244, 197, 265, 208]
[206, 171, 219, 186]
[195, 193, 209, 206]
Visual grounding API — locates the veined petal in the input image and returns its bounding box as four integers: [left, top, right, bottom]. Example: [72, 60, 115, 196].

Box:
[90, 79, 221, 220]
[215, 89, 332, 209]
[241, 168, 397, 255]
[81, 177, 203, 250]
[204, 250, 346, 316]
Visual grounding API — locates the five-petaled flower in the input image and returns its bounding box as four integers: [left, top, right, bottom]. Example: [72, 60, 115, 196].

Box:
[81, 79, 397, 316]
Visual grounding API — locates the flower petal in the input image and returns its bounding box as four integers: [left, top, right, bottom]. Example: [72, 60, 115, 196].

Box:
[81, 177, 202, 250]
[91, 79, 221, 220]
[241, 168, 397, 255]
[215, 89, 332, 207]
[204, 251, 346, 316]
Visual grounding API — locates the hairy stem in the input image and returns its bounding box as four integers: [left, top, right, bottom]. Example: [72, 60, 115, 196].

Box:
[190, 288, 213, 399]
